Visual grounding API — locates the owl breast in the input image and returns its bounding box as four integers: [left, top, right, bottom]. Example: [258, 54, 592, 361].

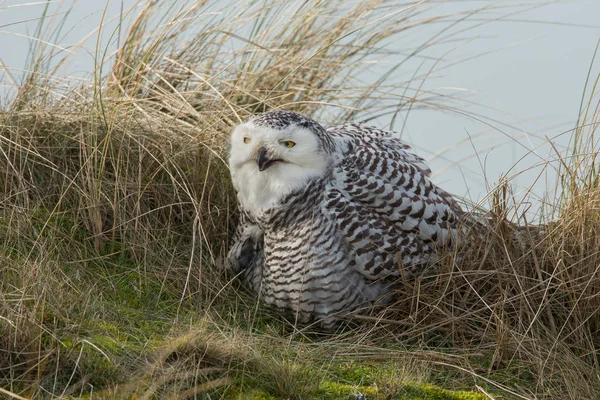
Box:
[258, 201, 395, 328]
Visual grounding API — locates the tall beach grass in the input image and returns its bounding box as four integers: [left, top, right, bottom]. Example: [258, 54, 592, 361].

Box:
[1, 1, 599, 398]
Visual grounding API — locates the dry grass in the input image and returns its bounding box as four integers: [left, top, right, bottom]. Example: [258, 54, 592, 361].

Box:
[1, 1, 599, 399]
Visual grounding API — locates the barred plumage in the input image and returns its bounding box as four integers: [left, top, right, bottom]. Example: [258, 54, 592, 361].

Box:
[228, 110, 463, 328]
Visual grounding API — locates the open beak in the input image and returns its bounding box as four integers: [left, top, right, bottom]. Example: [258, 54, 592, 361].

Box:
[257, 147, 275, 171]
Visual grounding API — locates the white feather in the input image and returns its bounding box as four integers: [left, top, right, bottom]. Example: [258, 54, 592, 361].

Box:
[229, 122, 329, 215]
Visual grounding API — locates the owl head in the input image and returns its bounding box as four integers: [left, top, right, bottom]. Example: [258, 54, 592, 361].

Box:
[229, 110, 333, 213]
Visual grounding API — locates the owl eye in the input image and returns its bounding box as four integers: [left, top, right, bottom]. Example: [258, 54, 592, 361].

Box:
[280, 140, 296, 148]
[243, 137, 251, 144]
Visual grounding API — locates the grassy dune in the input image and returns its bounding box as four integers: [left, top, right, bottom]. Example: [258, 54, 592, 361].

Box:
[1, 1, 600, 399]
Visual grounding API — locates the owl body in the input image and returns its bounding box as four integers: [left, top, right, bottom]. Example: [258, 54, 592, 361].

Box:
[228, 111, 462, 328]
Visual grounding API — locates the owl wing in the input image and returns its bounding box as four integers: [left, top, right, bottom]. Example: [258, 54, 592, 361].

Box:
[324, 124, 463, 280]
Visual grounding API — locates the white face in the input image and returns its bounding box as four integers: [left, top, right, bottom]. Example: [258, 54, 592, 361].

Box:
[229, 121, 330, 214]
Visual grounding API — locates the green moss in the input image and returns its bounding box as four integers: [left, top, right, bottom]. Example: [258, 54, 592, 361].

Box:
[315, 380, 486, 400]
[221, 358, 486, 400]
[318, 380, 377, 399]
[228, 379, 486, 400]
[331, 362, 378, 385]
[398, 383, 487, 400]
[224, 387, 278, 400]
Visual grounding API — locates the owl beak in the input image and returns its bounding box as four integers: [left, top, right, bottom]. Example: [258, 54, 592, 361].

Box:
[257, 147, 274, 171]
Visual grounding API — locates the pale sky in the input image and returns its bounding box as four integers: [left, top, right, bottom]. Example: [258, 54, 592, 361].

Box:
[1, 0, 599, 219]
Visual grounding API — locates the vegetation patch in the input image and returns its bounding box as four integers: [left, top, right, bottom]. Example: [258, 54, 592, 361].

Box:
[1, 0, 599, 399]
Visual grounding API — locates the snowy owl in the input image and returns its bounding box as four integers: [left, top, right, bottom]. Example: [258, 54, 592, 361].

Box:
[227, 110, 464, 328]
